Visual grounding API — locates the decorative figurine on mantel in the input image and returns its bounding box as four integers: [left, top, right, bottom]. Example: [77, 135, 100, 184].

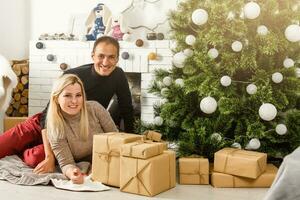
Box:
[38, 33, 76, 40]
[105, 13, 130, 41]
[85, 3, 111, 41]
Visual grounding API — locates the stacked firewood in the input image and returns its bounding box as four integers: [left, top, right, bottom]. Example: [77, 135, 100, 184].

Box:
[6, 60, 29, 117]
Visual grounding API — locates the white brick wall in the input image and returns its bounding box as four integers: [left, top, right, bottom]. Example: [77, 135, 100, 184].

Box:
[29, 40, 172, 124]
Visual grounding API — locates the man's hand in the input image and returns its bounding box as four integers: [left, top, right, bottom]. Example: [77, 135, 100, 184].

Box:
[33, 156, 55, 174]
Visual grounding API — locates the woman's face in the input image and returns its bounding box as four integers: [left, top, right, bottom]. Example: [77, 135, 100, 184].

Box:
[57, 83, 83, 116]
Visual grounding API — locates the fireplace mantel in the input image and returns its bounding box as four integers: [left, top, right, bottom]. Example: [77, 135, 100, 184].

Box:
[29, 40, 173, 123]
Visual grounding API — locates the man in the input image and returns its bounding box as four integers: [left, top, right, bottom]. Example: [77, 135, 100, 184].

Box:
[0, 36, 134, 174]
[40, 36, 134, 133]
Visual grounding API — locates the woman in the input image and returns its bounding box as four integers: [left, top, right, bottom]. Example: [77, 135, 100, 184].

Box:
[45, 74, 118, 184]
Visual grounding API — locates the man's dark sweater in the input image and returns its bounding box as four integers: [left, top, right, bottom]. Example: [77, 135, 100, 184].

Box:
[40, 64, 134, 132]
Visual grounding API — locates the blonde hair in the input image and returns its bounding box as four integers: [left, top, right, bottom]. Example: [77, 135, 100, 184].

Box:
[46, 74, 89, 141]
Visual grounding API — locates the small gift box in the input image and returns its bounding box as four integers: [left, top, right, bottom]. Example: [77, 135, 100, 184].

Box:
[214, 148, 267, 179]
[179, 157, 209, 185]
[121, 141, 165, 159]
[144, 130, 162, 142]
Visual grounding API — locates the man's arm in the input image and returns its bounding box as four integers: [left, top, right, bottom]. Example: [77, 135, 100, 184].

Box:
[116, 69, 134, 133]
[39, 103, 49, 129]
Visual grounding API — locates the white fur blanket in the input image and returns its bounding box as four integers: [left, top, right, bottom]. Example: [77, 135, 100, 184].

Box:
[0, 55, 18, 111]
[263, 147, 300, 200]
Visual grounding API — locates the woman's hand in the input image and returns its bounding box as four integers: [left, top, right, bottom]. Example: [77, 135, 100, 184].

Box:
[68, 168, 84, 184]
[33, 155, 55, 174]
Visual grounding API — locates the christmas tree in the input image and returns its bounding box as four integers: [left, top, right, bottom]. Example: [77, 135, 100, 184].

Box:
[139, 0, 300, 160]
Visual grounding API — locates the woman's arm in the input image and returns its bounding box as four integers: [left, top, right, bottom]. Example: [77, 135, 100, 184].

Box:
[49, 134, 85, 184]
[93, 101, 118, 132]
[33, 129, 55, 174]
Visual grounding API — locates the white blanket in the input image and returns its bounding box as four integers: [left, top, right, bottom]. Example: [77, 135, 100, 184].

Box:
[0, 155, 110, 192]
[264, 147, 300, 200]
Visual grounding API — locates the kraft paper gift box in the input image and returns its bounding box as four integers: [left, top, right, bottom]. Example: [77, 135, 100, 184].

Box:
[179, 157, 209, 185]
[144, 130, 162, 142]
[4, 117, 27, 131]
[92, 132, 142, 187]
[121, 141, 165, 159]
[143, 131, 168, 150]
[211, 164, 278, 188]
[120, 150, 176, 197]
[214, 148, 267, 179]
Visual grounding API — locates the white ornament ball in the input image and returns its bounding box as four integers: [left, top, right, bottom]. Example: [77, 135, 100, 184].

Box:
[232, 41, 243, 52]
[160, 98, 168, 105]
[285, 24, 300, 42]
[172, 52, 187, 68]
[161, 88, 169, 96]
[276, 124, 287, 135]
[292, 4, 299, 11]
[185, 35, 196, 46]
[162, 76, 172, 86]
[227, 11, 235, 21]
[122, 33, 130, 41]
[259, 103, 277, 121]
[192, 9, 208, 25]
[200, 96, 218, 114]
[183, 49, 194, 57]
[240, 9, 245, 19]
[156, 81, 163, 88]
[154, 116, 163, 126]
[211, 132, 222, 142]
[231, 142, 242, 149]
[220, 75, 232, 87]
[244, 2, 261, 19]
[208, 48, 219, 59]
[155, 98, 168, 107]
[257, 25, 268, 36]
[170, 40, 177, 50]
[246, 84, 257, 95]
[296, 68, 300, 78]
[283, 58, 295, 68]
[175, 78, 184, 87]
[154, 99, 162, 107]
[249, 138, 261, 150]
[272, 72, 283, 83]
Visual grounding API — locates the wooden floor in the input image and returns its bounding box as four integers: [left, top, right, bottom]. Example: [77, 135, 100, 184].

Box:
[0, 180, 268, 200]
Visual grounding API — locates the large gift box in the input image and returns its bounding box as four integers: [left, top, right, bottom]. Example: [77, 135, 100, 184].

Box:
[120, 150, 176, 197]
[179, 157, 209, 185]
[92, 132, 142, 187]
[214, 148, 267, 179]
[121, 141, 165, 159]
[211, 164, 278, 188]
